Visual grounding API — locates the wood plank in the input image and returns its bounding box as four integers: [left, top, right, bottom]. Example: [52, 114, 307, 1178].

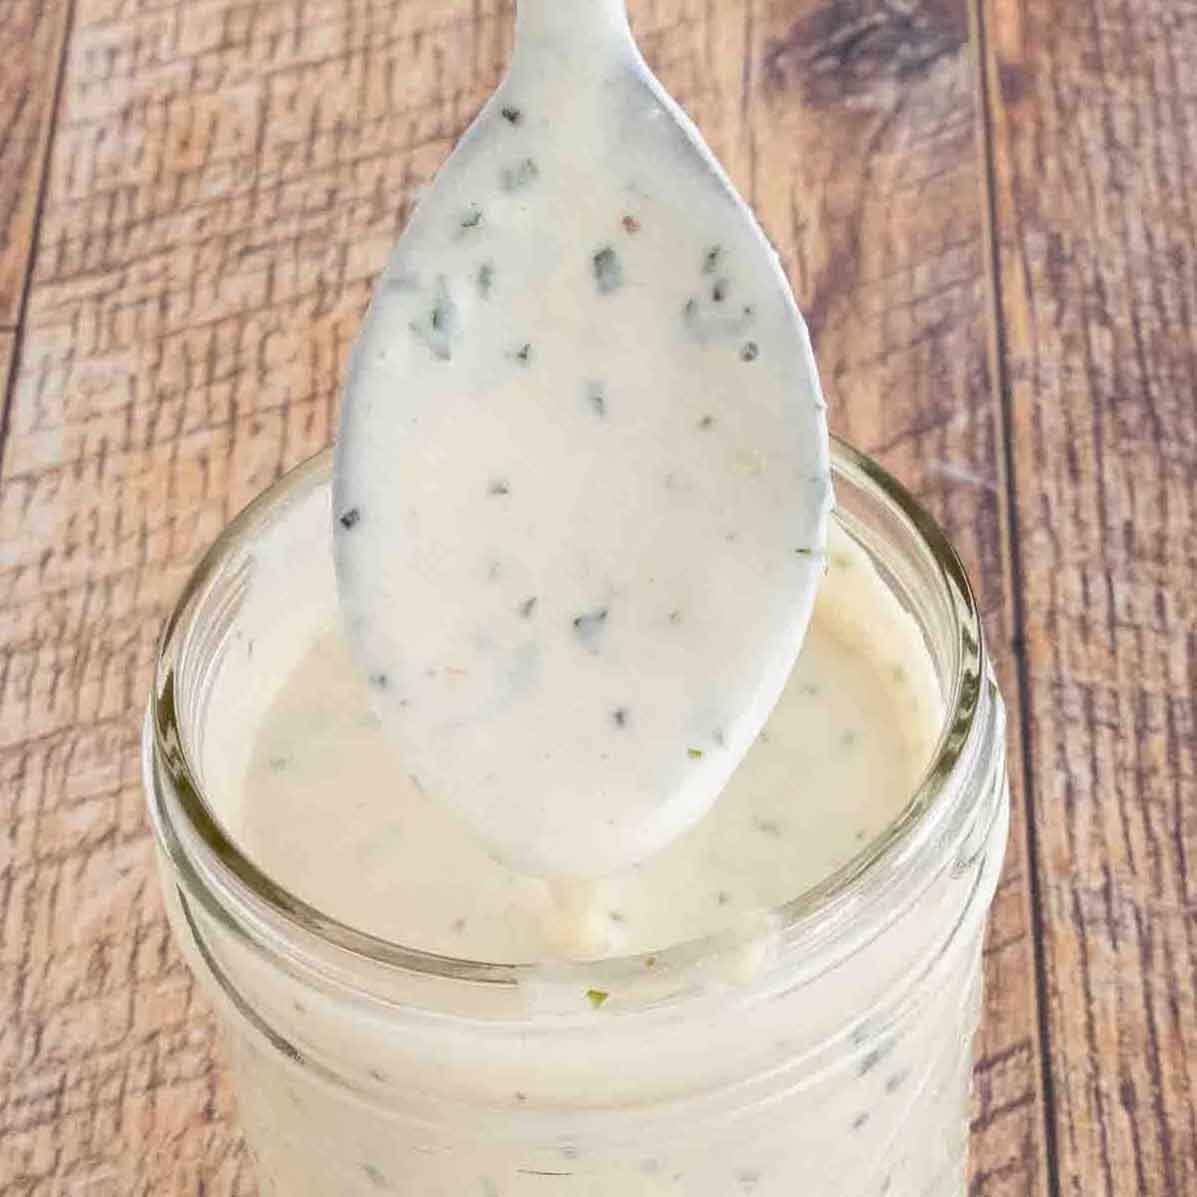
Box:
[0, 0, 1042, 1191]
[0, 331, 13, 394]
[983, 0, 1197, 1192]
[0, 0, 72, 327]
[742, 2, 1045, 1188]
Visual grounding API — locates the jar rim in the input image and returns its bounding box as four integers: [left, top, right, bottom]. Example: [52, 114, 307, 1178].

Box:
[147, 438, 989, 996]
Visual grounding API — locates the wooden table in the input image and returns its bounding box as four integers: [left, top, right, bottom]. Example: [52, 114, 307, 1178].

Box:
[0, 1, 1192, 1193]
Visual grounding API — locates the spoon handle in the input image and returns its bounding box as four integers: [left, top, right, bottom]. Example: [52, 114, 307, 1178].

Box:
[514, 0, 631, 47]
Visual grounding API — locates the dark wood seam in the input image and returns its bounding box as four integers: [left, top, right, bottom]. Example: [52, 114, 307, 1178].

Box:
[970, 0, 1063, 1192]
[0, 0, 79, 475]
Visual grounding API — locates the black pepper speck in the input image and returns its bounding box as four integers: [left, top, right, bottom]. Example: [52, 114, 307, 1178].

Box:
[339, 508, 361, 529]
[572, 607, 609, 648]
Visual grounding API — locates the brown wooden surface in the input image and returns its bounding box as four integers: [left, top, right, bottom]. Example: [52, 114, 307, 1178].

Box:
[982, 0, 1197, 1193]
[0, 0, 1191, 1193]
[0, 0, 73, 328]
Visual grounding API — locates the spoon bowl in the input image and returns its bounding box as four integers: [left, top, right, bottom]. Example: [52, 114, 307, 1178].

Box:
[334, 0, 831, 878]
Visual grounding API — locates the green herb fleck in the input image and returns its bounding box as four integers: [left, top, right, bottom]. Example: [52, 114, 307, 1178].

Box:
[644, 955, 657, 969]
[592, 246, 623, 294]
[513, 343, 532, 364]
[687, 747, 703, 760]
[519, 596, 538, 619]
[794, 546, 812, 556]
[703, 245, 722, 273]
[753, 816, 782, 837]
[852, 1112, 869, 1130]
[858, 1047, 884, 1075]
[697, 415, 714, 429]
[477, 261, 494, 297]
[891, 665, 907, 684]
[586, 988, 609, 1009]
[712, 278, 728, 302]
[339, 507, 361, 529]
[668, 609, 683, 625]
[586, 380, 607, 418]
[362, 1162, 389, 1189]
[501, 157, 540, 192]
[612, 707, 629, 728]
[885, 1068, 909, 1094]
[459, 206, 483, 232]
[409, 279, 457, 360]
[488, 479, 511, 496]
[268, 756, 289, 772]
[716, 890, 731, 906]
[841, 729, 858, 747]
[740, 341, 759, 362]
[368, 672, 389, 690]
[451, 916, 467, 933]
[501, 105, 522, 124]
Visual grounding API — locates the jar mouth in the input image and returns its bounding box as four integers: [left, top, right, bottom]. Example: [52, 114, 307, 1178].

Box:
[147, 438, 987, 993]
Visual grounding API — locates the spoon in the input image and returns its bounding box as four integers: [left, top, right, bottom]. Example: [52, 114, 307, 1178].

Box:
[333, 0, 831, 879]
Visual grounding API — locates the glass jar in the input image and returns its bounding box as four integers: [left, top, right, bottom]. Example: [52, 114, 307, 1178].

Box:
[144, 440, 1009, 1197]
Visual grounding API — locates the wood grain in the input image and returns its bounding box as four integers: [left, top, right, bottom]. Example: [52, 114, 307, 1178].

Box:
[745, 2, 1044, 1191]
[0, 0, 1042, 1192]
[0, 331, 13, 398]
[983, 0, 1197, 1193]
[0, 0, 73, 328]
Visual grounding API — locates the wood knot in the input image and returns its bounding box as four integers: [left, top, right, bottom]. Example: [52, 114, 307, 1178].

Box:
[762, 0, 968, 106]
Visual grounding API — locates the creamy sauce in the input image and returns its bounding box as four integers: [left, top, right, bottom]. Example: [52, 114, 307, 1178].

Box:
[333, 0, 830, 878]
[236, 527, 941, 963]
[154, 458, 1010, 1197]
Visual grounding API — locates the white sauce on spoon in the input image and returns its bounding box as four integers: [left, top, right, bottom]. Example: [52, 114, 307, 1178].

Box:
[239, 526, 943, 962]
[334, 0, 830, 878]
